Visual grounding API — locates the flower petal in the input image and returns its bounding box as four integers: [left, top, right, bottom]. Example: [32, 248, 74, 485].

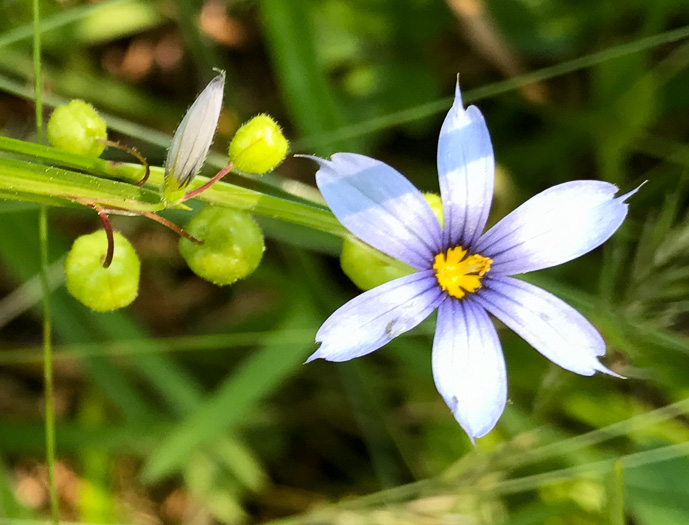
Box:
[437, 81, 495, 250]
[165, 72, 225, 188]
[432, 298, 506, 440]
[477, 181, 637, 275]
[309, 271, 443, 363]
[311, 153, 443, 270]
[476, 276, 617, 376]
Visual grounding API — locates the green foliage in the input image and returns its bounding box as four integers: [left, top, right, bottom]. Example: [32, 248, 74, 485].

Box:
[1, 0, 689, 524]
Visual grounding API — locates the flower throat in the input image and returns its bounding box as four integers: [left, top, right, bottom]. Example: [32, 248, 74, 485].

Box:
[433, 246, 492, 299]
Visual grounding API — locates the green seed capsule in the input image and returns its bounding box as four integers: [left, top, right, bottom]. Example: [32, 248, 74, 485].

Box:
[341, 238, 415, 290]
[179, 206, 264, 285]
[423, 192, 444, 227]
[65, 231, 140, 311]
[340, 193, 443, 290]
[228, 114, 289, 174]
[47, 100, 108, 157]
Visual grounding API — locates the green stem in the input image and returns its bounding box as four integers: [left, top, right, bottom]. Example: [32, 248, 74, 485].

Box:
[181, 162, 233, 201]
[39, 208, 59, 525]
[0, 138, 344, 237]
[33, 0, 59, 521]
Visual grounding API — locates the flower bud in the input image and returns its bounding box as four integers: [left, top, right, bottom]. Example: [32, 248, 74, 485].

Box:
[340, 193, 443, 290]
[179, 206, 264, 285]
[228, 114, 289, 174]
[65, 231, 140, 311]
[164, 71, 225, 204]
[47, 100, 107, 157]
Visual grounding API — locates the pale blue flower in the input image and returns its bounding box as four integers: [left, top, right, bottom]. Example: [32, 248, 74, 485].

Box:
[306, 82, 636, 440]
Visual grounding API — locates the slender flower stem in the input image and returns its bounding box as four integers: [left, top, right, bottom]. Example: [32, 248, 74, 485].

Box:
[75, 196, 203, 249]
[0, 142, 343, 236]
[39, 209, 59, 524]
[33, 0, 59, 522]
[139, 211, 203, 244]
[97, 138, 150, 186]
[87, 204, 115, 268]
[182, 162, 233, 201]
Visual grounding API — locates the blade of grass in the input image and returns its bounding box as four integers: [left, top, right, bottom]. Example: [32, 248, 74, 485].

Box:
[0, 213, 154, 422]
[0, 0, 131, 49]
[290, 23, 689, 151]
[260, 0, 359, 155]
[605, 460, 626, 525]
[31, 0, 59, 521]
[141, 293, 316, 483]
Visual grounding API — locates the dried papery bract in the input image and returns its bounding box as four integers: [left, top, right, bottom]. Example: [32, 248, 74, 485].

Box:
[164, 71, 226, 205]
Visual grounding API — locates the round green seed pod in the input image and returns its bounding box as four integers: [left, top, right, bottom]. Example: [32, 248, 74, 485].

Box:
[47, 100, 108, 157]
[340, 193, 443, 290]
[341, 238, 414, 291]
[228, 114, 289, 174]
[65, 231, 140, 311]
[423, 192, 444, 227]
[179, 206, 264, 285]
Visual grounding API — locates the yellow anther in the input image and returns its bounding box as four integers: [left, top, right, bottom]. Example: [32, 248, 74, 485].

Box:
[433, 246, 492, 299]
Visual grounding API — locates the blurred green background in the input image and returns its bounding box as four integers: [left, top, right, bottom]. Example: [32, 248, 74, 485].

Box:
[2, 0, 689, 523]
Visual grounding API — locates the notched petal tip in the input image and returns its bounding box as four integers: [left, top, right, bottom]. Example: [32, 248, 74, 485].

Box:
[454, 74, 464, 109]
[294, 153, 331, 169]
[454, 406, 500, 440]
[594, 361, 625, 379]
[210, 69, 226, 83]
[618, 181, 645, 203]
[432, 300, 506, 442]
[446, 400, 485, 442]
[304, 345, 323, 364]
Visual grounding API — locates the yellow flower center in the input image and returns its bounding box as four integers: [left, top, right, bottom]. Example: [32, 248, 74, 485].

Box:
[433, 246, 492, 299]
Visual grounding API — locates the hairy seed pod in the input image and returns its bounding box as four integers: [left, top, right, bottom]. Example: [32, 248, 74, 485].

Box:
[65, 231, 141, 311]
[164, 71, 225, 204]
[179, 206, 264, 285]
[47, 100, 107, 157]
[228, 114, 289, 174]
